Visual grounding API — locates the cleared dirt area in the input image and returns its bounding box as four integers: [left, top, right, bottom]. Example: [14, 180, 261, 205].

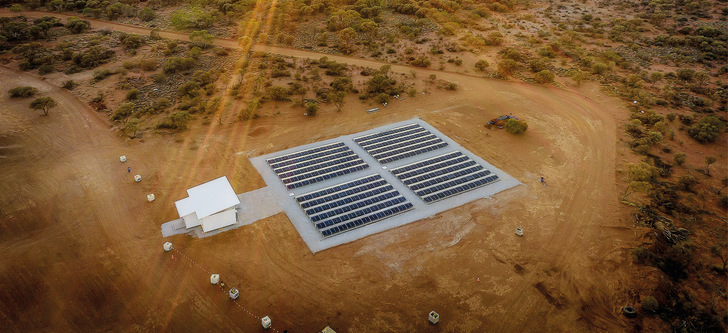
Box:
[0, 17, 636, 332]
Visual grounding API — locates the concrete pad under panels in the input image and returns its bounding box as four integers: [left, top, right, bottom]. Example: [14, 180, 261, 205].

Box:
[249, 118, 520, 253]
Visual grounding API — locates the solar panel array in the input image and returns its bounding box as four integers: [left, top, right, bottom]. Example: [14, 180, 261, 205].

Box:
[295, 174, 414, 238]
[353, 123, 448, 164]
[390, 151, 500, 203]
[266, 142, 369, 190]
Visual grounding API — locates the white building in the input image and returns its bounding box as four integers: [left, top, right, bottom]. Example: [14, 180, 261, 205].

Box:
[175, 176, 241, 233]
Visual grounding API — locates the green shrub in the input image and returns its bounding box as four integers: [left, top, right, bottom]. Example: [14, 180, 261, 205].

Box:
[674, 152, 687, 166]
[92, 69, 113, 82]
[163, 57, 196, 73]
[641, 296, 659, 313]
[62, 80, 77, 90]
[38, 64, 53, 75]
[534, 70, 555, 83]
[411, 56, 431, 67]
[139, 7, 155, 22]
[8, 86, 39, 98]
[505, 118, 528, 134]
[475, 59, 489, 71]
[126, 89, 140, 100]
[687, 115, 724, 143]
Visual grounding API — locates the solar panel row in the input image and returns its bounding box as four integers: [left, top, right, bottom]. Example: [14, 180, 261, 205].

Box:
[399, 159, 474, 183]
[270, 147, 352, 170]
[416, 171, 493, 196]
[266, 142, 345, 164]
[390, 151, 464, 175]
[356, 127, 427, 148]
[299, 180, 389, 209]
[410, 166, 487, 190]
[422, 175, 500, 203]
[360, 130, 431, 153]
[320, 202, 414, 237]
[285, 164, 369, 189]
[353, 124, 421, 143]
[310, 190, 400, 222]
[282, 159, 367, 184]
[277, 155, 359, 179]
[367, 134, 439, 156]
[379, 142, 449, 164]
[295, 174, 382, 203]
[306, 185, 395, 216]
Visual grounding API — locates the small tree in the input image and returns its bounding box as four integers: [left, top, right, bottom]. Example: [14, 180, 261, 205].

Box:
[331, 91, 346, 112]
[705, 156, 717, 176]
[30, 97, 57, 116]
[504, 118, 528, 134]
[711, 242, 727, 272]
[305, 102, 318, 116]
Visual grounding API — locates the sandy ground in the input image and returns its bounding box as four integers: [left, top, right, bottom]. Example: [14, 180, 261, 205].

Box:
[0, 11, 639, 332]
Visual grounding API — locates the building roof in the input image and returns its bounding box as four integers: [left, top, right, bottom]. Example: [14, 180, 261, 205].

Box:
[175, 176, 240, 220]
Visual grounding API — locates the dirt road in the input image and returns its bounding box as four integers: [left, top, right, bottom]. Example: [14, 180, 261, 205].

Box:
[0, 11, 635, 332]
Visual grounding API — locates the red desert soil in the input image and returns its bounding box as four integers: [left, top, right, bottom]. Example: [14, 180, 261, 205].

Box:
[1, 12, 637, 332]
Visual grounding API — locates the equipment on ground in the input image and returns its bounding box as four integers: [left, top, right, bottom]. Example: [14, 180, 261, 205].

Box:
[147, 194, 155, 202]
[120, 155, 127, 162]
[261, 316, 271, 329]
[163, 242, 173, 252]
[134, 175, 142, 182]
[428, 311, 439, 324]
[210, 274, 220, 285]
[515, 226, 524, 236]
[229, 288, 239, 300]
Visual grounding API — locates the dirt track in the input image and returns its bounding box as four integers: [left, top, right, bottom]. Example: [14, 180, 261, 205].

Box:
[0, 11, 635, 332]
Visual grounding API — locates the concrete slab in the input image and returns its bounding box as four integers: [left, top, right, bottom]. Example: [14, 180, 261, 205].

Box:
[249, 118, 520, 253]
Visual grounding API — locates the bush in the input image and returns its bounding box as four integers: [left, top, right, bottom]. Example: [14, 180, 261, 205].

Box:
[641, 296, 659, 313]
[505, 118, 528, 134]
[169, 111, 192, 129]
[92, 69, 113, 82]
[677, 175, 698, 192]
[62, 80, 77, 90]
[138, 59, 157, 71]
[139, 7, 155, 22]
[475, 59, 489, 71]
[163, 57, 196, 73]
[170, 7, 215, 29]
[8, 86, 39, 98]
[126, 89, 140, 100]
[592, 62, 609, 75]
[534, 70, 555, 83]
[498, 59, 518, 76]
[411, 56, 431, 67]
[674, 152, 687, 166]
[38, 64, 53, 75]
[687, 115, 724, 143]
